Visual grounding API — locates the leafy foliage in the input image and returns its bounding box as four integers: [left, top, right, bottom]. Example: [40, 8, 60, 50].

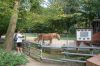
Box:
[0, 0, 42, 34]
[0, 0, 13, 36]
[0, 49, 27, 66]
[0, 0, 100, 34]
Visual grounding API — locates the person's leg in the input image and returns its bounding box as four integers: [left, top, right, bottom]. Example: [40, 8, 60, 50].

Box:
[16, 43, 21, 53]
[19, 43, 23, 53]
[19, 47, 23, 53]
[16, 47, 20, 53]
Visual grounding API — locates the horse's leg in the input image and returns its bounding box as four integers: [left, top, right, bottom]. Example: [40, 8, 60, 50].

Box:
[42, 39, 44, 43]
[76, 41, 80, 52]
[84, 42, 93, 52]
[87, 42, 94, 53]
[42, 39, 45, 45]
[37, 38, 40, 43]
[48, 39, 52, 45]
[37, 39, 39, 43]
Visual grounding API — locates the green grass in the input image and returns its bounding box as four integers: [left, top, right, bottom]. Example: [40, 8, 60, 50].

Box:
[23, 33, 37, 37]
[0, 43, 4, 49]
[61, 34, 76, 40]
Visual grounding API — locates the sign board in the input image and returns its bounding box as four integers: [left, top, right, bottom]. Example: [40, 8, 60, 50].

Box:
[76, 29, 92, 41]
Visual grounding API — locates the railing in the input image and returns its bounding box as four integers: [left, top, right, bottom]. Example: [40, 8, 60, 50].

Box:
[23, 41, 41, 60]
[62, 52, 95, 56]
[22, 41, 100, 66]
[61, 46, 100, 63]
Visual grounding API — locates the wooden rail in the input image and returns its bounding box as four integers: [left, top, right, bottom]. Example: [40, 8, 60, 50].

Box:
[62, 52, 95, 56]
[22, 41, 100, 64]
[62, 46, 100, 49]
[41, 58, 86, 63]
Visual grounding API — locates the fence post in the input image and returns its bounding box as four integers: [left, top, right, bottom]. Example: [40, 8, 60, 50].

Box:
[28, 43, 31, 56]
[40, 42, 43, 60]
[91, 45, 94, 54]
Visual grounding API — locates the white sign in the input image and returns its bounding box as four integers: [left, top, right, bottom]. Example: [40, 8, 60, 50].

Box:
[76, 29, 92, 41]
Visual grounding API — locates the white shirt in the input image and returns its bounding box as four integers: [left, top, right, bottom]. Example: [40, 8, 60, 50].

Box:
[16, 33, 23, 43]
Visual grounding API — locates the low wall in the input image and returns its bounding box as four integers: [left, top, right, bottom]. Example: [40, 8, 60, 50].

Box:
[86, 54, 100, 66]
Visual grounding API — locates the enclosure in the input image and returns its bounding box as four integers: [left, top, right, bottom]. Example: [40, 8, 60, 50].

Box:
[22, 33, 100, 66]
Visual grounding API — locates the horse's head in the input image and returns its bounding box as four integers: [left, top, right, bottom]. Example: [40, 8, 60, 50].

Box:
[56, 33, 60, 40]
[34, 38, 38, 42]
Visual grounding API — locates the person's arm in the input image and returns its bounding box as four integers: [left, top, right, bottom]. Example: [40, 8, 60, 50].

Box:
[19, 33, 24, 38]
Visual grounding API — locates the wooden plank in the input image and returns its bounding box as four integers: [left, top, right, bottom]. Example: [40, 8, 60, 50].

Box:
[62, 59, 86, 63]
[41, 46, 62, 49]
[62, 46, 100, 49]
[41, 58, 86, 63]
[62, 52, 95, 56]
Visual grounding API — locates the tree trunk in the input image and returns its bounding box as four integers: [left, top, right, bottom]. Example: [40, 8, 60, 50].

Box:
[4, 0, 20, 52]
[0, 34, 2, 39]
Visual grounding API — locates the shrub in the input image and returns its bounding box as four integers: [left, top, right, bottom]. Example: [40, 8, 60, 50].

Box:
[0, 49, 28, 66]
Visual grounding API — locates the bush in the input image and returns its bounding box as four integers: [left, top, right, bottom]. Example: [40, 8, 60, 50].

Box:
[0, 49, 28, 66]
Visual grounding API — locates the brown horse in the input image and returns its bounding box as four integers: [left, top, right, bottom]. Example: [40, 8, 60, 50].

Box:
[34, 33, 60, 44]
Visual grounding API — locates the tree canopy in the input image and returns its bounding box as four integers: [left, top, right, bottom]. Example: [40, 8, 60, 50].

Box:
[0, 0, 100, 34]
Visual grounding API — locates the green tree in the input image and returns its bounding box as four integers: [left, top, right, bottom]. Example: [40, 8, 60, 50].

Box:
[0, 0, 12, 38]
[4, 0, 20, 51]
[4, 0, 41, 51]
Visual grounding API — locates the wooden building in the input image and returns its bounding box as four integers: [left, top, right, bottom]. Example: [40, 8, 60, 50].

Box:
[92, 19, 100, 34]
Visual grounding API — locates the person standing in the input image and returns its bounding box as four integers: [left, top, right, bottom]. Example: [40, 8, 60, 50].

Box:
[16, 31, 23, 53]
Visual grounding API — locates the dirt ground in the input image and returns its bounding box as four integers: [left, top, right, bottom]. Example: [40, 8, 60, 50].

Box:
[20, 56, 68, 66]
